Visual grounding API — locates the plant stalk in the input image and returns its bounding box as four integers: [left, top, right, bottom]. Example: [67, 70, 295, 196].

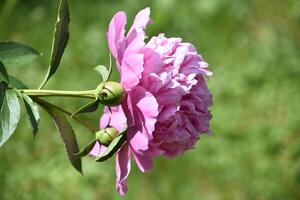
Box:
[19, 89, 96, 99]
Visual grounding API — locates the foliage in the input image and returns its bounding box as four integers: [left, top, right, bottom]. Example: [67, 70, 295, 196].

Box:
[0, 0, 299, 199]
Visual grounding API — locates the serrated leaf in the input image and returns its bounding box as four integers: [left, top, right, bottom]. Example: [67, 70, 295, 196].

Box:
[39, 0, 70, 89]
[8, 76, 28, 89]
[0, 61, 9, 83]
[0, 41, 40, 68]
[37, 100, 82, 173]
[94, 65, 109, 81]
[95, 130, 127, 162]
[74, 140, 97, 158]
[71, 99, 100, 117]
[21, 94, 40, 136]
[0, 89, 20, 147]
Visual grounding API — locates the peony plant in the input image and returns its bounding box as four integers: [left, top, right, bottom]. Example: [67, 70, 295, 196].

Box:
[0, 0, 212, 196]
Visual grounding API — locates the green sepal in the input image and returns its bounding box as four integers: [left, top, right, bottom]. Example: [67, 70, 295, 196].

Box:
[74, 140, 97, 158]
[71, 99, 100, 117]
[94, 65, 109, 82]
[98, 82, 125, 106]
[95, 129, 127, 162]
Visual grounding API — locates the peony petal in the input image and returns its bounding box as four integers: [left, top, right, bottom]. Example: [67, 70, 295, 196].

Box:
[134, 86, 158, 137]
[121, 94, 135, 127]
[141, 47, 163, 78]
[128, 129, 149, 154]
[124, 30, 145, 55]
[157, 105, 178, 122]
[123, 7, 151, 57]
[131, 150, 153, 172]
[89, 141, 101, 157]
[107, 11, 127, 65]
[99, 107, 111, 129]
[100, 106, 127, 132]
[127, 7, 151, 44]
[89, 142, 108, 157]
[121, 53, 144, 91]
[116, 144, 131, 196]
[147, 35, 182, 57]
[125, 87, 158, 153]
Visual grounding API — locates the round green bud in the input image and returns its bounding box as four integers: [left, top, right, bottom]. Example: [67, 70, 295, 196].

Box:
[95, 127, 119, 146]
[95, 129, 106, 140]
[98, 82, 125, 106]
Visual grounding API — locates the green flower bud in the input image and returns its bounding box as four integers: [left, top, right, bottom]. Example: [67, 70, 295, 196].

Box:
[96, 127, 119, 146]
[98, 82, 125, 106]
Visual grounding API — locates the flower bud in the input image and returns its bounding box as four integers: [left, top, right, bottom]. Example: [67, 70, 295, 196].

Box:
[98, 82, 125, 106]
[96, 127, 119, 146]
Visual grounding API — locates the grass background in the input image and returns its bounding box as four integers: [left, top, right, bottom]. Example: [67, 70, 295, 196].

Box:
[1, 0, 300, 199]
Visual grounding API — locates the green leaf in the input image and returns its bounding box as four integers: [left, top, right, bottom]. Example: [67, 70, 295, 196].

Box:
[0, 89, 20, 147]
[74, 140, 97, 158]
[34, 97, 98, 133]
[94, 65, 109, 82]
[71, 99, 100, 117]
[0, 41, 40, 68]
[8, 76, 28, 89]
[0, 82, 8, 108]
[37, 100, 82, 173]
[21, 94, 40, 136]
[39, 0, 70, 89]
[95, 130, 127, 162]
[0, 61, 9, 83]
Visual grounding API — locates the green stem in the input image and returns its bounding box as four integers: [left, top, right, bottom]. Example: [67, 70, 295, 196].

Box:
[19, 89, 96, 99]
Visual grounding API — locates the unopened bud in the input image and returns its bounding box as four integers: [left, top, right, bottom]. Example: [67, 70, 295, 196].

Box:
[98, 82, 125, 106]
[96, 127, 119, 146]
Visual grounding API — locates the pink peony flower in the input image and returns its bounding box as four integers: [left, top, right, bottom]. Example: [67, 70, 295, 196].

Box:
[91, 7, 212, 196]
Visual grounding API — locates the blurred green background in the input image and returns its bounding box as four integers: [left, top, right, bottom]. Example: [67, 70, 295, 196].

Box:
[1, 0, 300, 199]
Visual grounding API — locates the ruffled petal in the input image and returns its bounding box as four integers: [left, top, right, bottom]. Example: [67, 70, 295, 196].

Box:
[141, 47, 162, 77]
[116, 144, 131, 196]
[107, 11, 127, 65]
[122, 87, 158, 156]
